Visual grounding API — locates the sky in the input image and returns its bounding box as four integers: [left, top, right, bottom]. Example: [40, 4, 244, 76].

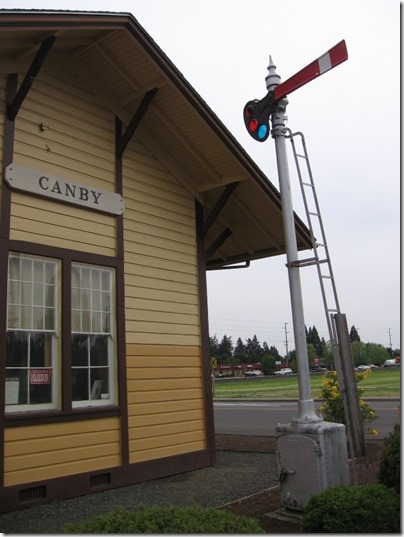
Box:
[1, 0, 400, 353]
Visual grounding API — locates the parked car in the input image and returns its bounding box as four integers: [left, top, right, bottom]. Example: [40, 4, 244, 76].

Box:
[274, 368, 293, 375]
[245, 370, 263, 377]
[357, 364, 379, 371]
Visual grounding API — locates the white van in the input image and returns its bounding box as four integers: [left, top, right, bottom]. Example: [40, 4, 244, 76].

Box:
[383, 359, 398, 367]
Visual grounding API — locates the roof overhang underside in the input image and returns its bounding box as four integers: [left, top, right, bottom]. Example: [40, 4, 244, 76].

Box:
[0, 10, 312, 269]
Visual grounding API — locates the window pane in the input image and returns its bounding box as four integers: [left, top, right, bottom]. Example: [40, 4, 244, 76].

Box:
[72, 368, 89, 401]
[44, 307, 55, 331]
[33, 307, 44, 330]
[30, 382, 52, 404]
[21, 283, 32, 306]
[90, 335, 108, 366]
[45, 284, 55, 307]
[33, 260, 43, 283]
[20, 306, 32, 329]
[45, 262, 55, 284]
[92, 290, 101, 311]
[72, 334, 88, 366]
[90, 368, 109, 400]
[7, 304, 20, 329]
[92, 270, 101, 290]
[91, 312, 101, 333]
[71, 288, 80, 309]
[9, 256, 20, 280]
[21, 258, 32, 282]
[33, 283, 43, 306]
[82, 268, 90, 288]
[6, 369, 28, 405]
[30, 333, 45, 367]
[82, 310, 91, 332]
[6, 331, 28, 367]
[101, 271, 110, 291]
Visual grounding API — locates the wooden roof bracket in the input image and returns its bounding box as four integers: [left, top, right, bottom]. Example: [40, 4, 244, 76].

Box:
[7, 35, 56, 121]
[116, 87, 158, 158]
[201, 181, 239, 240]
[205, 227, 232, 260]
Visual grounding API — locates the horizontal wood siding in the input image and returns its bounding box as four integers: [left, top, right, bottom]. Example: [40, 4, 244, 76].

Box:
[123, 142, 200, 346]
[122, 139, 205, 462]
[4, 418, 121, 486]
[9, 72, 116, 255]
[126, 344, 206, 463]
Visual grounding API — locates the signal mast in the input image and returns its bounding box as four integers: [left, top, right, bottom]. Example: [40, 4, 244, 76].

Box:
[243, 41, 362, 513]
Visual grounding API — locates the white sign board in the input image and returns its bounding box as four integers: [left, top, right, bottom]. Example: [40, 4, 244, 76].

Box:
[4, 163, 124, 215]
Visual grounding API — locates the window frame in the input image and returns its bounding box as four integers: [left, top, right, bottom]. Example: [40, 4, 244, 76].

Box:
[5, 253, 61, 413]
[4, 246, 121, 420]
[71, 263, 116, 408]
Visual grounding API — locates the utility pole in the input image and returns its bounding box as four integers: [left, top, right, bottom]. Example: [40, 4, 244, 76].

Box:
[284, 322, 289, 367]
[388, 328, 393, 356]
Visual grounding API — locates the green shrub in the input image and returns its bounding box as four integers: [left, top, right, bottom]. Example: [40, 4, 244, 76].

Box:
[318, 370, 378, 435]
[378, 423, 400, 493]
[60, 504, 264, 534]
[302, 483, 400, 533]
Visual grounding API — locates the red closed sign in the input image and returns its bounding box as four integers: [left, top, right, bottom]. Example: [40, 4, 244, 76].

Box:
[30, 369, 51, 384]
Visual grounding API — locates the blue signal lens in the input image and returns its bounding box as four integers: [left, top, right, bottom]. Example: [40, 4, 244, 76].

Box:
[258, 124, 268, 139]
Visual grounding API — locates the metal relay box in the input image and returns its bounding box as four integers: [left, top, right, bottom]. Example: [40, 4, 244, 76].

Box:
[276, 421, 349, 511]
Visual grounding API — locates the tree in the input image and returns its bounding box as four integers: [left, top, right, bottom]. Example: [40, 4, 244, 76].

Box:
[351, 341, 390, 366]
[234, 338, 246, 363]
[307, 343, 317, 367]
[209, 334, 220, 359]
[217, 335, 233, 363]
[245, 335, 262, 364]
[306, 326, 325, 357]
[261, 354, 276, 375]
[349, 326, 361, 343]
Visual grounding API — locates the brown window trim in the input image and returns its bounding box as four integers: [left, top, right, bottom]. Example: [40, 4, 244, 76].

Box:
[5, 240, 124, 424]
[4, 406, 121, 428]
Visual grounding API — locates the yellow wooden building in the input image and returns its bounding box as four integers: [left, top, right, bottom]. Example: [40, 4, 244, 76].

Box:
[0, 10, 311, 512]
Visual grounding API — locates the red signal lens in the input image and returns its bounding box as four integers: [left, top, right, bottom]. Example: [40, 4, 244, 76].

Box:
[248, 118, 258, 132]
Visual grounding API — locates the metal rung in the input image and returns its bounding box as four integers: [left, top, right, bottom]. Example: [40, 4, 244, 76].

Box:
[296, 153, 307, 159]
[321, 274, 332, 279]
[302, 182, 313, 187]
[309, 211, 318, 216]
[288, 257, 318, 268]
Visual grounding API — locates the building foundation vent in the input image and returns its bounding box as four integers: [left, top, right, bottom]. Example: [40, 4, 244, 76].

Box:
[19, 485, 47, 503]
[90, 472, 111, 488]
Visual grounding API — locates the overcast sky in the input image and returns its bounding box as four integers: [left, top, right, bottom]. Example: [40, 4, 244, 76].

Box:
[1, 0, 400, 352]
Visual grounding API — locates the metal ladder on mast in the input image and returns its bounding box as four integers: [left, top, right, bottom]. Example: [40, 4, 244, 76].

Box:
[284, 129, 341, 365]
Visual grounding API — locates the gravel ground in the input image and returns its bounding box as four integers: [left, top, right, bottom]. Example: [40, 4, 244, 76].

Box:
[0, 450, 279, 534]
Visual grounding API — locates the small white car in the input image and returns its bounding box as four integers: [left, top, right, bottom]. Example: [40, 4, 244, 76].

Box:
[275, 368, 293, 375]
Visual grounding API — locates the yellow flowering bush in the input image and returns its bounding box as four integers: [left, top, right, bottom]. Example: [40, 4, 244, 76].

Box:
[318, 370, 377, 435]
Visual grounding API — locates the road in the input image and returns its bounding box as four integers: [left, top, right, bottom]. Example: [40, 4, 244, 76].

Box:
[213, 399, 400, 440]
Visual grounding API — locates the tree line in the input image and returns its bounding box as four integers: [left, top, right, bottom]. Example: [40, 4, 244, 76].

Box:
[210, 325, 400, 375]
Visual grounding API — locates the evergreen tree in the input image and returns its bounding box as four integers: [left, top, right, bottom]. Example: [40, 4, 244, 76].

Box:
[209, 334, 220, 359]
[349, 325, 361, 343]
[306, 326, 325, 357]
[218, 334, 233, 363]
[234, 338, 246, 363]
[245, 335, 262, 364]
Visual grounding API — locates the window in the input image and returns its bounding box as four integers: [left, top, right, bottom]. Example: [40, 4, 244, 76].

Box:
[5, 253, 117, 413]
[6, 254, 60, 411]
[71, 264, 115, 407]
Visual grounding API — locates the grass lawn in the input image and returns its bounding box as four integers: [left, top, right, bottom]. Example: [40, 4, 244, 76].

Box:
[213, 367, 400, 399]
